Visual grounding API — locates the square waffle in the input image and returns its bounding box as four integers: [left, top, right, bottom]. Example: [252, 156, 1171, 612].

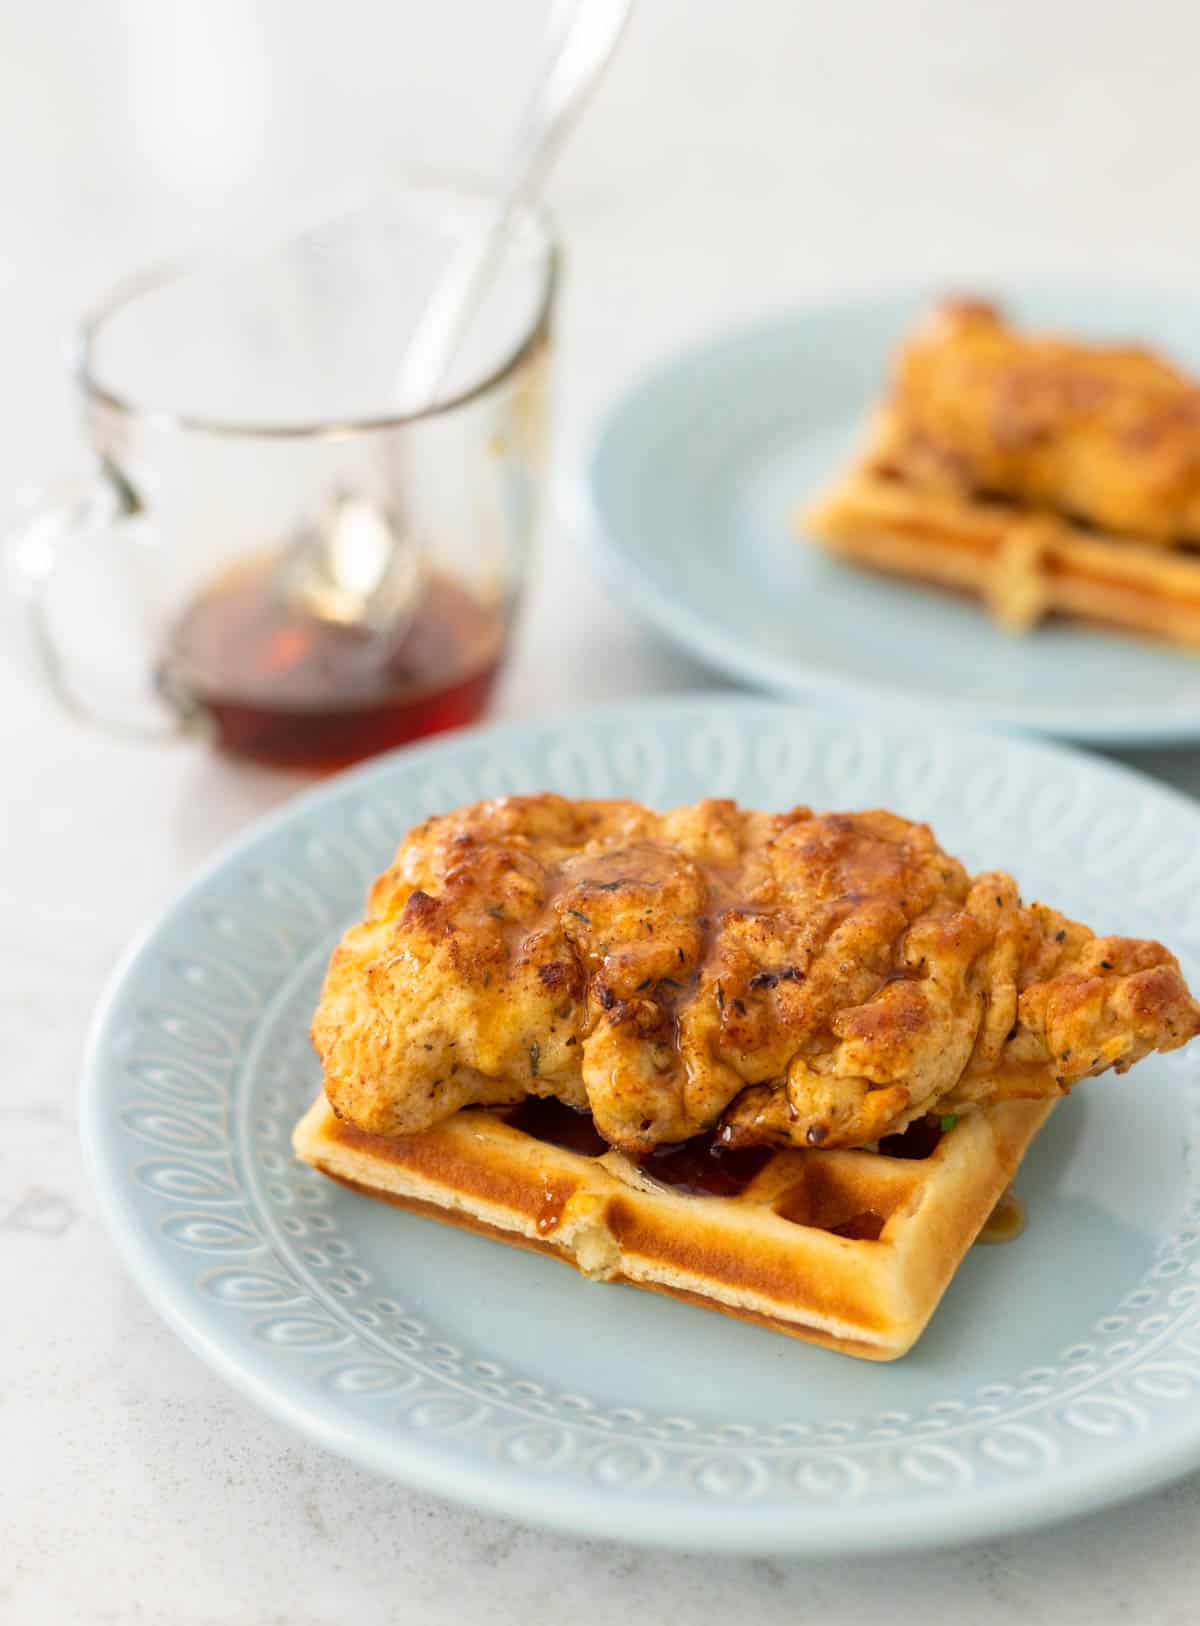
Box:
[804, 451, 1200, 647]
[293, 1093, 1055, 1361]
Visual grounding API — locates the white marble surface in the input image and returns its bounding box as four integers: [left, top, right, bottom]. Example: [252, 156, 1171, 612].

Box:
[6, 2, 1200, 1620]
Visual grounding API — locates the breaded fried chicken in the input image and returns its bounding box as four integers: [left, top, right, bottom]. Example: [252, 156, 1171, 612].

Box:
[874, 298, 1200, 545]
[312, 796, 1200, 1152]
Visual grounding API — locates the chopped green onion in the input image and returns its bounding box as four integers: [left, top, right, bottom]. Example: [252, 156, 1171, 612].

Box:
[940, 1113, 959, 1133]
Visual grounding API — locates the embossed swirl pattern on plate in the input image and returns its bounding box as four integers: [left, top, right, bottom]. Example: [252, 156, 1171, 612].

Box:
[94, 700, 1200, 1515]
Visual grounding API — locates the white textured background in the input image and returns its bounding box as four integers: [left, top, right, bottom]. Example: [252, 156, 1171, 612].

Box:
[5, 2, 1200, 1621]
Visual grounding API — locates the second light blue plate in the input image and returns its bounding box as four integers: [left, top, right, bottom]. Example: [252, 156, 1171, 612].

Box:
[586, 285, 1200, 743]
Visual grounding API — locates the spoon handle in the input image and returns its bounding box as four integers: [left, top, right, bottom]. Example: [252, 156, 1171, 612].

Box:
[393, 0, 633, 411]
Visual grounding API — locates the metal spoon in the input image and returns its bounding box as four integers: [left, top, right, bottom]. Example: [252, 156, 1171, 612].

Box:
[287, 0, 633, 630]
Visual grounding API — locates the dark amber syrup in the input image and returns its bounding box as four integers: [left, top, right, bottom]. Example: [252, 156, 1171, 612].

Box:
[160, 557, 505, 770]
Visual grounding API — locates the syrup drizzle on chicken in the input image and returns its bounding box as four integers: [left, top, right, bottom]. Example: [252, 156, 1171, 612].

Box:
[313, 795, 1200, 1153]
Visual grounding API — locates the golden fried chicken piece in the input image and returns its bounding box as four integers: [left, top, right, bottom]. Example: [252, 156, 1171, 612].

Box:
[312, 795, 1200, 1153]
[874, 298, 1200, 544]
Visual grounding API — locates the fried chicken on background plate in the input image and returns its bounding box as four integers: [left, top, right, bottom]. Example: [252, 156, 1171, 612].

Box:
[875, 298, 1200, 545]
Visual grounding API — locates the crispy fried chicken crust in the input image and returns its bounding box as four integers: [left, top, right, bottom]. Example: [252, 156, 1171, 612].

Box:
[875, 298, 1200, 545]
[312, 795, 1200, 1153]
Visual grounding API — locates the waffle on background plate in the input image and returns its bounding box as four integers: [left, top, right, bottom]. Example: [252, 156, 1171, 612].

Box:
[805, 298, 1200, 646]
[293, 794, 1200, 1361]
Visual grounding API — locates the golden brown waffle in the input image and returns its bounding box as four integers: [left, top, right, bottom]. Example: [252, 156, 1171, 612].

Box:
[293, 1092, 1055, 1361]
[805, 430, 1200, 648]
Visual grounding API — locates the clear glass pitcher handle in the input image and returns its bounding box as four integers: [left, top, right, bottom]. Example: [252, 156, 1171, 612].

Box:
[3, 464, 199, 740]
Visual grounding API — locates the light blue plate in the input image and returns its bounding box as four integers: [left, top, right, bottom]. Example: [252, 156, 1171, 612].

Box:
[82, 696, 1200, 1553]
[586, 286, 1200, 744]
